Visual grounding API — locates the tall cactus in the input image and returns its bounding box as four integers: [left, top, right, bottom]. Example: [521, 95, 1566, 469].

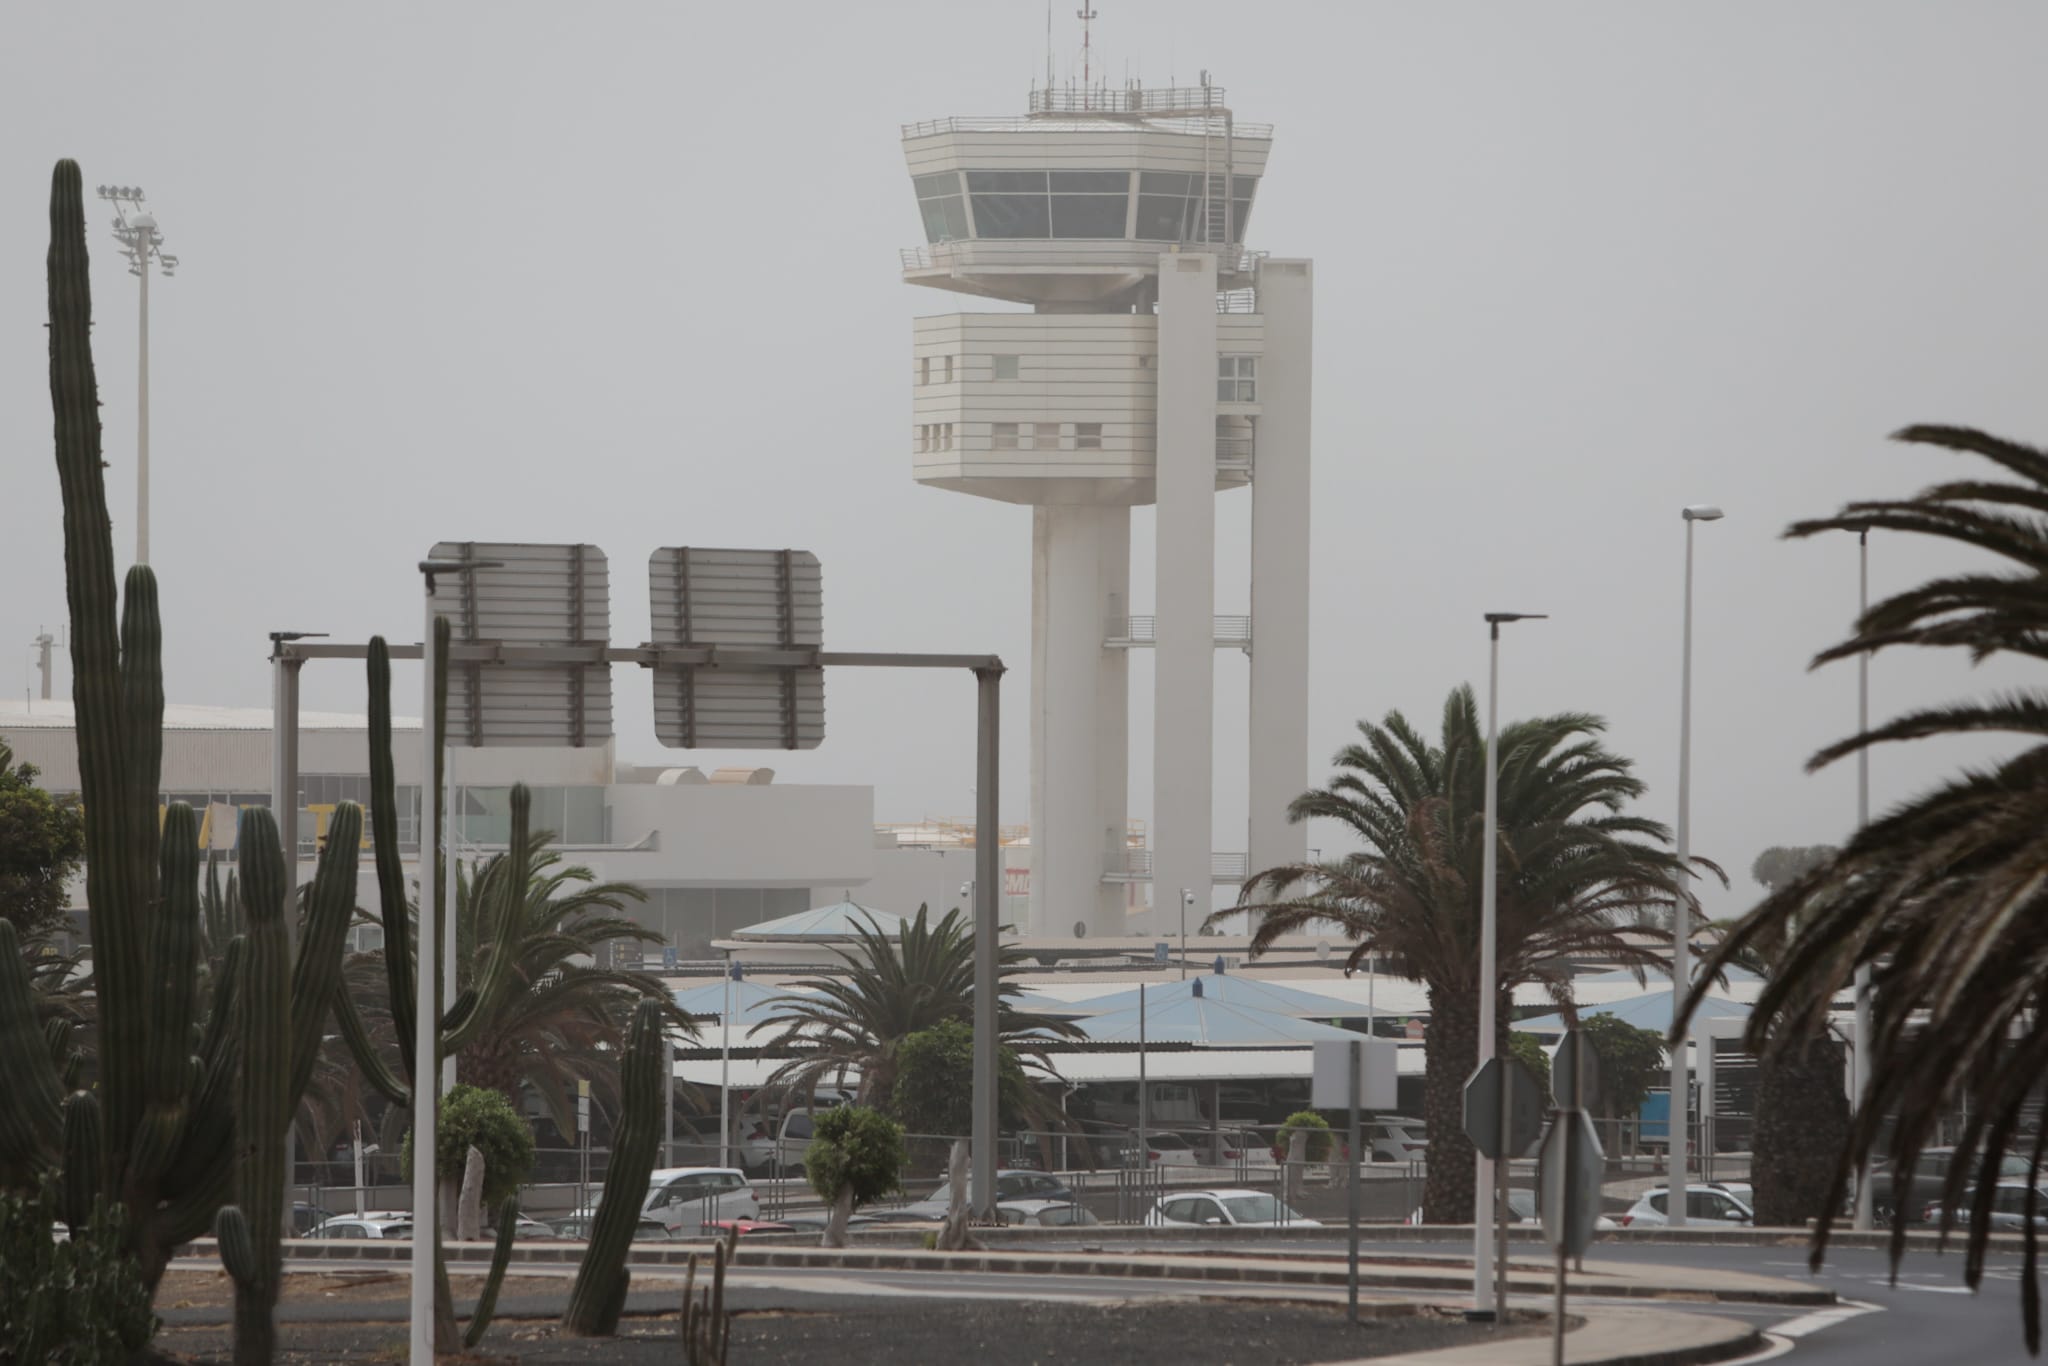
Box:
[3, 160, 364, 1364]
[563, 997, 668, 1336]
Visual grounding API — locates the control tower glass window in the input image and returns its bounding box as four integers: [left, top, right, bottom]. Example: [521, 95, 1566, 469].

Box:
[915, 172, 969, 243]
[1135, 173, 1258, 244]
[965, 170, 1133, 239]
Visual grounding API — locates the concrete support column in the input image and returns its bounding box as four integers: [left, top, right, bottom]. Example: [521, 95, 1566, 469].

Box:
[1029, 503, 1131, 938]
[1153, 252, 1219, 919]
[1247, 259, 1314, 889]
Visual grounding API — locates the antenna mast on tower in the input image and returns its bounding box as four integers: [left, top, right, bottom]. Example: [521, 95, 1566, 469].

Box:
[1077, 4, 1098, 105]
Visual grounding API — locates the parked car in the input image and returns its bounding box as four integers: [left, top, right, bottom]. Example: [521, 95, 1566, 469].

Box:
[1120, 1132, 1201, 1168]
[894, 1169, 1078, 1220]
[548, 1214, 674, 1241]
[776, 1213, 881, 1233]
[1145, 1189, 1321, 1229]
[1618, 1184, 1754, 1227]
[310, 1213, 414, 1240]
[640, 1167, 759, 1233]
[1365, 1117, 1430, 1164]
[289, 1203, 337, 1237]
[1873, 1148, 2037, 1223]
[703, 1218, 798, 1237]
[998, 1199, 1101, 1228]
[508, 1215, 558, 1239]
[1178, 1129, 1270, 1166]
[1923, 1183, 2048, 1231]
[1410, 1188, 1618, 1229]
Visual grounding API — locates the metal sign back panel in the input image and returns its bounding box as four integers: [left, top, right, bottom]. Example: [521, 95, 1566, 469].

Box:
[1462, 1055, 1546, 1160]
[649, 547, 825, 749]
[427, 541, 613, 747]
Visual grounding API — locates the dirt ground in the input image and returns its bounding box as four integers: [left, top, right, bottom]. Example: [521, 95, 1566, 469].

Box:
[156, 1269, 498, 1310]
[151, 1299, 1547, 1365]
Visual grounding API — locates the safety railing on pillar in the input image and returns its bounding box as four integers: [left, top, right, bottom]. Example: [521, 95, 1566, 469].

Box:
[1103, 615, 1253, 648]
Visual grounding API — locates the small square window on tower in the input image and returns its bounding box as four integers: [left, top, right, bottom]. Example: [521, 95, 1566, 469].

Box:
[919, 356, 931, 385]
[993, 422, 1020, 450]
[1218, 355, 1257, 402]
[992, 354, 1020, 381]
[1030, 422, 1060, 451]
[1074, 422, 1103, 449]
[940, 355, 955, 383]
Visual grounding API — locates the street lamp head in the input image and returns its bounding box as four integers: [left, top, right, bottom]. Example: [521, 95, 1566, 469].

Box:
[1682, 505, 1725, 522]
[1483, 612, 1548, 625]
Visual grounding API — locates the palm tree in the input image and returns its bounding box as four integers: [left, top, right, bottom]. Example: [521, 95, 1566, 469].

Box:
[1682, 424, 2048, 1349]
[756, 904, 1079, 1113]
[1223, 686, 1697, 1222]
[340, 826, 693, 1139]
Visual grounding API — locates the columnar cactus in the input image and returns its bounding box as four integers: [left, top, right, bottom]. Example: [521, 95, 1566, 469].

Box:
[463, 1195, 522, 1349]
[563, 997, 668, 1336]
[2, 160, 366, 1362]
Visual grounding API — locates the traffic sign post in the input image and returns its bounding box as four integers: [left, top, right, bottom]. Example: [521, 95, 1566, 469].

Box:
[1539, 1109, 1606, 1364]
[1312, 1037, 1396, 1323]
[1464, 1054, 1543, 1318]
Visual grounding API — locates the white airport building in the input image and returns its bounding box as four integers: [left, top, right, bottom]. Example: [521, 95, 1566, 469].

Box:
[902, 81, 1313, 940]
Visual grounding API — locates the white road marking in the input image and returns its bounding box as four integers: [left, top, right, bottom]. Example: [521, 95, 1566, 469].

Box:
[1769, 1299, 1886, 1337]
[719, 1272, 1122, 1305]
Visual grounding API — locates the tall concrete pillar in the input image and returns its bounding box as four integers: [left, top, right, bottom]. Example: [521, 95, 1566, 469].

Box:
[1153, 252, 1219, 919]
[1029, 503, 1131, 938]
[1247, 259, 1314, 887]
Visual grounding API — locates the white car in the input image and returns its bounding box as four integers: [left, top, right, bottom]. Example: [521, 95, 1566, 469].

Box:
[1618, 1184, 1754, 1227]
[1145, 1189, 1321, 1229]
[310, 1213, 414, 1240]
[1367, 1117, 1430, 1164]
[998, 1199, 1101, 1228]
[572, 1167, 759, 1235]
[1121, 1132, 1202, 1167]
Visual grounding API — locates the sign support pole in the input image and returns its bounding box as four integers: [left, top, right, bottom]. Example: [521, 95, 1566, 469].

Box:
[971, 664, 1003, 1219]
[1497, 1063, 1512, 1320]
[1347, 1039, 1361, 1323]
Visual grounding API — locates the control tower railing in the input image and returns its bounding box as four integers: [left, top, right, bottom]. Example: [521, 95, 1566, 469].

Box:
[1027, 85, 1230, 117]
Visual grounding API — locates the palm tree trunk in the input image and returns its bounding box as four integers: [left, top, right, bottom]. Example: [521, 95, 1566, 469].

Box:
[1751, 1032, 1849, 1227]
[1422, 983, 1477, 1223]
[1422, 982, 1514, 1223]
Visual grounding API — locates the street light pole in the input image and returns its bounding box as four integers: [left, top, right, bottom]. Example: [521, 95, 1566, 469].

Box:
[1474, 611, 1545, 1319]
[1669, 505, 1723, 1228]
[411, 558, 498, 1366]
[96, 186, 177, 567]
[1180, 888, 1193, 980]
[1852, 530, 1875, 1231]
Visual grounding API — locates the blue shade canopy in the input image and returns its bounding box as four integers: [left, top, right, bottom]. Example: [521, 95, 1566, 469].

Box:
[1511, 989, 1750, 1037]
[991, 988, 1093, 1019]
[671, 979, 816, 1021]
[1073, 974, 1359, 1019]
[1071, 995, 1364, 1046]
[730, 900, 905, 940]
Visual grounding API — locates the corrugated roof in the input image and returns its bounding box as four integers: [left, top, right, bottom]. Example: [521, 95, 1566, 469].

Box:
[1512, 989, 1750, 1036]
[1071, 973, 1360, 1019]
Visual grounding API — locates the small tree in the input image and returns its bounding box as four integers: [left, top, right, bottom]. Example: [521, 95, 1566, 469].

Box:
[1508, 1031, 1551, 1097]
[1275, 1109, 1333, 1162]
[890, 1019, 1037, 1137]
[0, 744, 86, 941]
[1580, 1015, 1666, 1128]
[806, 1105, 905, 1247]
[402, 1084, 536, 1222]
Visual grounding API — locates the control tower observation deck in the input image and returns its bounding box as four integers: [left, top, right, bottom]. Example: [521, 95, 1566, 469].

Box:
[900, 82, 1312, 940]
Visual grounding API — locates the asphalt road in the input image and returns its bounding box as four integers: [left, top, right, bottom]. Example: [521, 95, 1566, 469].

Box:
[229, 1233, 2042, 1363]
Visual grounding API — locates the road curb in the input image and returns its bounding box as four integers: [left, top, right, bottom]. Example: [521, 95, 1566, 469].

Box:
[219, 1239, 1832, 1307]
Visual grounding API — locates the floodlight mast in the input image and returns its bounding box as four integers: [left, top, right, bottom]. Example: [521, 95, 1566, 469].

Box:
[96, 185, 176, 567]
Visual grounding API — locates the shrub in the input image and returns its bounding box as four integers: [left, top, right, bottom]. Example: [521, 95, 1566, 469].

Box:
[400, 1083, 537, 1209]
[0, 1179, 157, 1365]
[805, 1105, 906, 1210]
[1276, 1109, 1334, 1163]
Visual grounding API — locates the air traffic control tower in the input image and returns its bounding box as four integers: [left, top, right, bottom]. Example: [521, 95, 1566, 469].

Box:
[902, 80, 1312, 939]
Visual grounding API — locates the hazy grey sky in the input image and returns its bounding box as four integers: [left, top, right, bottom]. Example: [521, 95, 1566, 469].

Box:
[6, 2, 2046, 923]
